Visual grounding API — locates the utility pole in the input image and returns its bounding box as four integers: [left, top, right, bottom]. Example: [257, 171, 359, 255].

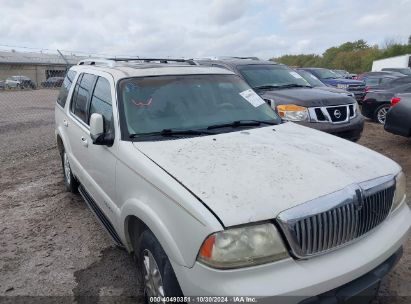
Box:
[57, 49, 70, 72]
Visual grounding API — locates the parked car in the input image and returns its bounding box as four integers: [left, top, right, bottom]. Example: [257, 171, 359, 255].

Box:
[300, 68, 366, 102]
[295, 69, 355, 97]
[362, 83, 411, 124]
[41, 77, 64, 88]
[382, 68, 411, 76]
[385, 94, 411, 138]
[196, 58, 364, 141]
[0, 80, 5, 90]
[5, 76, 36, 89]
[332, 69, 352, 79]
[55, 58, 410, 302]
[357, 71, 405, 81]
[369, 76, 411, 92]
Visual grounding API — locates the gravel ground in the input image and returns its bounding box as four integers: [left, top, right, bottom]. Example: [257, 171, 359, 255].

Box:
[0, 90, 410, 303]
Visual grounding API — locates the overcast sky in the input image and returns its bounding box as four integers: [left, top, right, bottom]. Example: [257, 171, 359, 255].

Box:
[0, 0, 410, 59]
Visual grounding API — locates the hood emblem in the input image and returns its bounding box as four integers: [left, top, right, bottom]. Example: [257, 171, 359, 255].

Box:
[334, 109, 342, 118]
[354, 189, 364, 211]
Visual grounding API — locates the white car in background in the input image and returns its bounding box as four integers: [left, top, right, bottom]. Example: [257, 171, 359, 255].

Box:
[5, 75, 36, 89]
[55, 58, 410, 303]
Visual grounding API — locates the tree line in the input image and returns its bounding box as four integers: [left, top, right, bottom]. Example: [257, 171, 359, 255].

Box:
[271, 36, 411, 74]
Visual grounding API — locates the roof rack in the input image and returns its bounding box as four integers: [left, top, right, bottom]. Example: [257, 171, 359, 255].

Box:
[207, 56, 260, 61]
[229, 56, 260, 60]
[78, 57, 198, 67]
[108, 57, 198, 65]
[78, 58, 116, 67]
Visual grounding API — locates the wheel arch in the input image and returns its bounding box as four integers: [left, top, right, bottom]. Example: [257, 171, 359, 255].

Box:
[120, 200, 197, 267]
[56, 134, 64, 156]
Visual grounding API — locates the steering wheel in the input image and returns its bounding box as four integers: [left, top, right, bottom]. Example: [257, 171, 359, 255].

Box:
[217, 103, 235, 110]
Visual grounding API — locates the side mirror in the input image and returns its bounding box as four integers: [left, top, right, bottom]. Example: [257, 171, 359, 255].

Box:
[90, 113, 114, 146]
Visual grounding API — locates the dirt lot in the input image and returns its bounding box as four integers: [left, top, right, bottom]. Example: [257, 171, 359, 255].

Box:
[0, 90, 410, 303]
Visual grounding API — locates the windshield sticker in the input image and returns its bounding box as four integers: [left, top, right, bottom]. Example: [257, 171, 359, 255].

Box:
[239, 89, 265, 107]
[290, 72, 303, 79]
[132, 97, 152, 107]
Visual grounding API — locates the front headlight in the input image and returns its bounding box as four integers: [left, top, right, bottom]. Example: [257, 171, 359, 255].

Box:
[337, 84, 349, 90]
[277, 104, 309, 122]
[392, 171, 406, 212]
[197, 223, 288, 269]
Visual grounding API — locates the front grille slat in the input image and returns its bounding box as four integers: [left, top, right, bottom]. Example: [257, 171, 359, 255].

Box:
[312, 215, 318, 253]
[281, 183, 395, 258]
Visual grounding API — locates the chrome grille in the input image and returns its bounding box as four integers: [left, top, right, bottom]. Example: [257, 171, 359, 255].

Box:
[277, 176, 396, 259]
[308, 104, 356, 124]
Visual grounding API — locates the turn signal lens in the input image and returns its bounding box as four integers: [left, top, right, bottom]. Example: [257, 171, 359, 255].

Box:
[392, 171, 406, 213]
[277, 104, 309, 122]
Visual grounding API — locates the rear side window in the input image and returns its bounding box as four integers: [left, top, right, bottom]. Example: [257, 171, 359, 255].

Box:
[71, 73, 96, 123]
[57, 70, 76, 108]
[89, 77, 113, 132]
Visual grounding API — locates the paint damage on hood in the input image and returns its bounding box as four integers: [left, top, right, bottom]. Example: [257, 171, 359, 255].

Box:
[134, 123, 401, 227]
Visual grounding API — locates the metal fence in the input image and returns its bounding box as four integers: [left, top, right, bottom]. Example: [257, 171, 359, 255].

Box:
[0, 49, 89, 91]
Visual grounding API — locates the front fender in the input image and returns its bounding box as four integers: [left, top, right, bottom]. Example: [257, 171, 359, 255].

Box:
[120, 198, 186, 264]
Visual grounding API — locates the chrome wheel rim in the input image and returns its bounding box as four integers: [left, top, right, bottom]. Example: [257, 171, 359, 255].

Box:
[63, 152, 71, 184]
[142, 249, 165, 301]
[377, 106, 389, 124]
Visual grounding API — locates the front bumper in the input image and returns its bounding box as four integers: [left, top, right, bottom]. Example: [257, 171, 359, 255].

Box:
[301, 246, 403, 304]
[172, 202, 411, 302]
[297, 114, 364, 141]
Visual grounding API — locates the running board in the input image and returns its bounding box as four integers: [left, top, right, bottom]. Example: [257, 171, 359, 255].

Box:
[78, 185, 124, 248]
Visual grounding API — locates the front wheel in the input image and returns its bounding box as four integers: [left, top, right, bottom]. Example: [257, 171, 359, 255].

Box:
[137, 230, 183, 302]
[374, 104, 390, 124]
[61, 148, 79, 193]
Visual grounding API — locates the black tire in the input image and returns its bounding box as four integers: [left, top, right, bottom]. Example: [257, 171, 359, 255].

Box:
[61, 148, 79, 193]
[136, 230, 183, 301]
[373, 104, 390, 125]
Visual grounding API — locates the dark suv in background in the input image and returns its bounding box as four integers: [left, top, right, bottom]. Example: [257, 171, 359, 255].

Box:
[196, 58, 364, 141]
[301, 68, 366, 102]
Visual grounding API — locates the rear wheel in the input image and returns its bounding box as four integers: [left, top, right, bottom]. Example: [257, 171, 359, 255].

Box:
[374, 104, 390, 124]
[61, 148, 79, 193]
[136, 230, 183, 302]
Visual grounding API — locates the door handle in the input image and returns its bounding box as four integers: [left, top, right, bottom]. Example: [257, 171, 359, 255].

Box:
[81, 136, 88, 147]
[63, 119, 68, 127]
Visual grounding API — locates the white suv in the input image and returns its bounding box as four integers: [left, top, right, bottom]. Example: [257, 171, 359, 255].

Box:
[55, 58, 410, 302]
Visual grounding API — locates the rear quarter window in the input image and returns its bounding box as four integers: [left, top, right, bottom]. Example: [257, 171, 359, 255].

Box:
[57, 70, 77, 108]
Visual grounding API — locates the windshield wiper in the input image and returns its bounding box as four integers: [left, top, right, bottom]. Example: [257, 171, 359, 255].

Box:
[275, 84, 312, 89]
[252, 84, 281, 90]
[129, 129, 214, 138]
[207, 120, 277, 130]
[253, 84, 311, 90]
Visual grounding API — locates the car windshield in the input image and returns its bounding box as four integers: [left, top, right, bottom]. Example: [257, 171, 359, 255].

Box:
[118, 74, 280, 139]
[296, 70, 326, 87]
[313, 69, 341, 79]
[397, 69, 411, 76]
[237, 64, 311, 89]
[365, 78, 381, 86]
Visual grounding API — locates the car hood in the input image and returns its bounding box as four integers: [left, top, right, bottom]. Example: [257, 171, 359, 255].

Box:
[323, 78, 364, 85]
[259, 88, 354, 107]
[315, 86, 353, 96]
[134, 123, 400, 227]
